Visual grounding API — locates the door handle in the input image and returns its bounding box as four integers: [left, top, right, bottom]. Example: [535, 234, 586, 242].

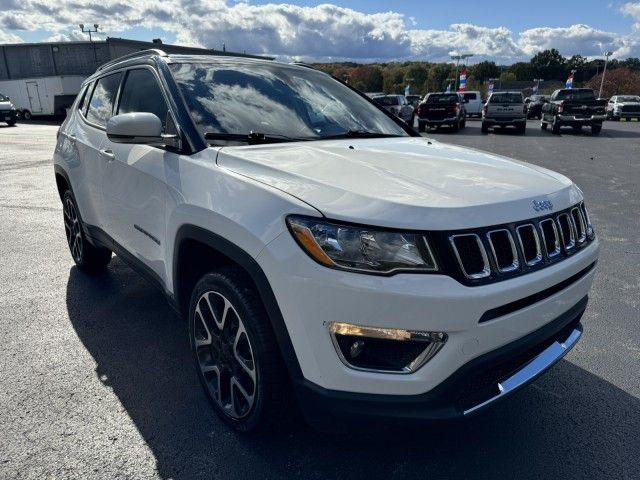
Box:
[99, 149, 115, 161]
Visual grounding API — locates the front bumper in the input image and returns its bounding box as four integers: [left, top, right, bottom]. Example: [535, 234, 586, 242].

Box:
[257, 231, 598, 397]
[297, 297, 586, 426]
[613, 111, 640, 118]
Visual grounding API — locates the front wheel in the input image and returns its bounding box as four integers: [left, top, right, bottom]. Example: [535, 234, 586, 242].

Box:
[591, 124, 602, 135]
[481, 122, 489, 134]
[6, 120, 16, 126]
[189, 269, 293, 432]
[62, 191, 111, 271]
[551, 117, 561, 134]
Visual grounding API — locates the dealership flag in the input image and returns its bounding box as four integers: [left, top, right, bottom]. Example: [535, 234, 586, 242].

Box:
[488, 80, 494, 96]
[446, 82, 452, 92]
[405, 84, 410, 96]
[565, 73, 574, 89]
[458, 68, 467, 92]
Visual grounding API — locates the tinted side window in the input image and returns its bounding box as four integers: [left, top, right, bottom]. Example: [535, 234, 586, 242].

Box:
[77, 83, 91, 114]
[86, 73, 122, 128]
[118, 69, 169, 130]
[464, 93, 477, 100]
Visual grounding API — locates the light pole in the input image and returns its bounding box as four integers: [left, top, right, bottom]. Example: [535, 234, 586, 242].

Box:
[598, 51, 613, 99]
[450, 53, 473, 91]
[79, 24, 99, 42]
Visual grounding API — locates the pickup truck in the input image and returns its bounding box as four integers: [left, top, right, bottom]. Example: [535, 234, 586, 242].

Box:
[541, 88, 606, 135]
[481, 91, 526, 134]
[416, 92, 466, 132]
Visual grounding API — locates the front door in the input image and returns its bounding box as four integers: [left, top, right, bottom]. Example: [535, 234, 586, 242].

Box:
[100, 67, 175, 283]
[26, 82, 42, 113]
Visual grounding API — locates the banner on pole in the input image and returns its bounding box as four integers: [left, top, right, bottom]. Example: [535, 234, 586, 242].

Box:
[458, 68, 467, 92]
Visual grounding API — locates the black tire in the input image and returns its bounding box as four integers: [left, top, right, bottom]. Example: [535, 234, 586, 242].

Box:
[418, 122, 425, 133]
[451, 121, 459, 132]
[572, 125, 582, 133]
[188, 268, 294, 432]
[551, 117, 561, 134]
[591, 124, 602, 135]
[22, 110, 32, 121]
[460, 118, 466, 129]
[518, 124, 526, 135]
[7, 120, 16, 126]
[481, 122, 489, 134]
[62, 191, 111, 271]
[409, 113, 415, 128]
[541, 122, 548, 131]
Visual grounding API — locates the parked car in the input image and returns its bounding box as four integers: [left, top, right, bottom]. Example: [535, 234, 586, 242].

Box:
[416, 92, 466, 132]
[606, 95, 640, 121]
[0, 93, 17, 126]
[372, 94, 414, 124]
[461, 91, 483, 117]
[524, 95, 548, 119]
[54, 50, 599, 432]
[481, 91, 527, 134]
[541, 88, 606, 135]
[406, 94, 423, 108]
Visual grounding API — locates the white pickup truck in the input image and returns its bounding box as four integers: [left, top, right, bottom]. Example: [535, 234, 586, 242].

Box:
[482, 91, 527, 134]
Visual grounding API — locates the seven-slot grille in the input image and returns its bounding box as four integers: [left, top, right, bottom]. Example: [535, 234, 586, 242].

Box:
[447, 202, 593, 284]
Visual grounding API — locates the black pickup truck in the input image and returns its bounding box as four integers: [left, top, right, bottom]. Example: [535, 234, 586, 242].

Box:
[541, 88, 606, 135]
[415, 92, 466, 132]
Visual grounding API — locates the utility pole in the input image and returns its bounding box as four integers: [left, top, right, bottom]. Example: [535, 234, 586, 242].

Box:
[450, 53, 473, 91]
[598, 51, 613, 99]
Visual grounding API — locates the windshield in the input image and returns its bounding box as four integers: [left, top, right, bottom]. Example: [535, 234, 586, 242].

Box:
[373, 96, 399, 106]
[169, 62, 408, 142]
[617, 96, 640, 102]
[489, 93, 522, 104]
[0, 93, 8, 102]
[426, 94, 458, 104]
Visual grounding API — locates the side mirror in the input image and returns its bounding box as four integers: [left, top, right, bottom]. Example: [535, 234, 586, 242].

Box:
[107, 112, 179, 148]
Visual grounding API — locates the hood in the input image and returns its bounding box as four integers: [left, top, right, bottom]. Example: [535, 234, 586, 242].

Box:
[0, 101, 13, 110]
[216, 137, 582, 230]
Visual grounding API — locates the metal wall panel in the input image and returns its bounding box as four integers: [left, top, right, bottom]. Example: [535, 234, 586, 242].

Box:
[5, 45, 56, 78]
[0, 47, 9, 80]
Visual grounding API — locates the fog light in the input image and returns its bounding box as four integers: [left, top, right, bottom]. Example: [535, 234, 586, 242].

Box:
[328, 322, 447, 373]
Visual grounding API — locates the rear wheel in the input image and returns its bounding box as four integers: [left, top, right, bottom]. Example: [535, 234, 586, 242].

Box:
[517, 124, 526, 135]
[418, 122, 425, 132]
[189, 269, 293, 432]
[7, 120, 16, 126]
[62, 191, 111, 271]
[591, 124, 602, 135]
[481, 122, 489, 134]
[541, 122, 548, 131]
[22, 110, 32, 121]
[460, 118, 466, 129]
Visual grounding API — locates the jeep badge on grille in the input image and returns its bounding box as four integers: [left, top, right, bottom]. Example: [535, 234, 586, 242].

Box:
[532, 199, 553, 212]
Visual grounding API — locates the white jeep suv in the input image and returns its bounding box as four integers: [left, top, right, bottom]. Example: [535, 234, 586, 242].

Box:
[53, 50, 599, 432]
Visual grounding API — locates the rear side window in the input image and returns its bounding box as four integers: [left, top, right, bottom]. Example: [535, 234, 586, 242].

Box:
[117, 69, 169, 130]
[463, 93, 477, 100]
[426, 94, 458, 104]
[375, 96, 399, 106]
[85, 73, 122, 128]
[77, 83, 91, 114]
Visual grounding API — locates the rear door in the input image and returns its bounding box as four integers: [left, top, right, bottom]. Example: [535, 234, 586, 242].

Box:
[100, 67, 178, 282]
[76, 72, 123, 228]
[26, 82, 42, 113]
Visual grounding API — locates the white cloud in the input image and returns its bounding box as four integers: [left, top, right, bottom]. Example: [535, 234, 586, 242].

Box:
[0, 1, 638, 62]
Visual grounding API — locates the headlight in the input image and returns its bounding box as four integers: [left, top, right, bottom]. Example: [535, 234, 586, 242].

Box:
[286, 215, 438, 274]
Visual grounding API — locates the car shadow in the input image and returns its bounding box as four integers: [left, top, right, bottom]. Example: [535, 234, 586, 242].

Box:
[66, 259, 639, 479]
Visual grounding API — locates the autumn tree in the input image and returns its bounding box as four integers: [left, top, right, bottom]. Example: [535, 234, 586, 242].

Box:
[586, 68, 640, 98]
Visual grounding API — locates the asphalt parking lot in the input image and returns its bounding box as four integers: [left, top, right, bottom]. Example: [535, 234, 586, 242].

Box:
[0, 119, 638, 480]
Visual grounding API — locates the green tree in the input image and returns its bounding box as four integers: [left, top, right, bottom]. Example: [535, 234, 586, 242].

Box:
[349, 65, 383, 92]
[531, 48, 567, 80]
[404, 63, 429, 94]
[508, 62, 535, 81]
[382, 65, 407, 93]
[471, 61, 500, 83]
[425, 63, 452, 92]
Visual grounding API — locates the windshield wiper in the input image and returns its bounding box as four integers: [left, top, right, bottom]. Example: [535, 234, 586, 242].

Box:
[204, 132, 306, 145]
[320, 130, 403, 140]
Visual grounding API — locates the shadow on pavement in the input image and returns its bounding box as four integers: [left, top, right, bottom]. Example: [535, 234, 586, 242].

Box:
[66, 258, 639, 480]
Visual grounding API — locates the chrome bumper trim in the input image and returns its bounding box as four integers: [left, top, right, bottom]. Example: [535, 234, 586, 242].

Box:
[558, 115, 605, 122]
[463, 327, 582, 415]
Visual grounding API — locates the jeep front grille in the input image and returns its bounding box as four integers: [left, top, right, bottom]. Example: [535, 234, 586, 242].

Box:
[444, 202, 595, 285]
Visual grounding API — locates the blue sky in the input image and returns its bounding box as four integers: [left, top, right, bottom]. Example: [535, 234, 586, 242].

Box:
[2, 1, 639, 62]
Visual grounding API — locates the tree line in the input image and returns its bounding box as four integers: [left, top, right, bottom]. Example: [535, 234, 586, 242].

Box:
[311, 49, 640, 98]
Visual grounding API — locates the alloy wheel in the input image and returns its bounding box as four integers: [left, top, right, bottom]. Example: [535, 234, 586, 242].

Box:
[63, 197, 83, 263]
[193, 290, 257, 419]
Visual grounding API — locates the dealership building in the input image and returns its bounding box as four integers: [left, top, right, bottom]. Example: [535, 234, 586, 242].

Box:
[0, 37, 268, 118]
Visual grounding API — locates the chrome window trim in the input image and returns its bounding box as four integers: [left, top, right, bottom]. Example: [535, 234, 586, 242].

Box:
[539, 218, 561, 258]
[516, 224, 543, 266]
[486, 229, 519, 273]
[449, 233, 491, 279]
[557, 213, 576, 251]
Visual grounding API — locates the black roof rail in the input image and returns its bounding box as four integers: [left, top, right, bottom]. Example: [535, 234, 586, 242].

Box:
[97, 49, 168, 71]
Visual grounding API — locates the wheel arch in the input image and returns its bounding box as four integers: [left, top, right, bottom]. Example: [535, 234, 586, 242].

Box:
[173, 224, 304, 381]
[54, 164, 72, 202]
